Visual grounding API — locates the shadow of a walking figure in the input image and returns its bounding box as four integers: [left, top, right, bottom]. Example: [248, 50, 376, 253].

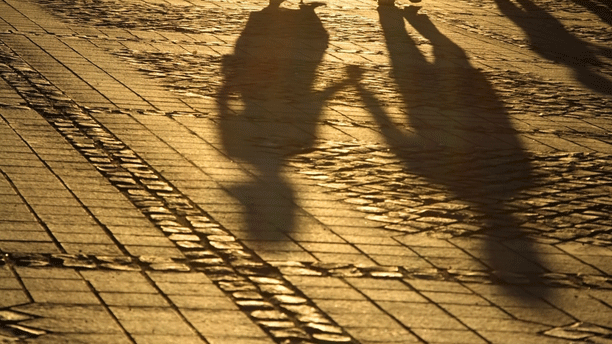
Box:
[351, 6, 548, 292]
[217, 1, 347, 241]
[574, 0, 612, 26]
[495, 0, 612, 95]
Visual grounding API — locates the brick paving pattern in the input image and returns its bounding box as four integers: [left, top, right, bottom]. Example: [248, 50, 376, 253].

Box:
[1, 0, 612, 343]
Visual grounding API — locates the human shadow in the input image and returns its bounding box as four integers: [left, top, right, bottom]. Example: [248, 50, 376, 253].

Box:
[217, 2, 347, 241]
[351, 6, 548, 290]
[495, 0, 612, 95]
[573, 0, 612, 26]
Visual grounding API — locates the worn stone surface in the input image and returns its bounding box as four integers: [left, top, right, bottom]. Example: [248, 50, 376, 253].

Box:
[1, 0, 612, 343]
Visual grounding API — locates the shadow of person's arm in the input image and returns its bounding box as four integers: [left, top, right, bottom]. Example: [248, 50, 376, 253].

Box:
[493, 0, 523, 16]
[347, 65, 426, 147]
[316, 69, 355, 102]
[217, 55, 237, 118]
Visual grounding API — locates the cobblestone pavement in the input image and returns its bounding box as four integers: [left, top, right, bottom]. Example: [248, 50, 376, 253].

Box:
[1, 0, 612, 343]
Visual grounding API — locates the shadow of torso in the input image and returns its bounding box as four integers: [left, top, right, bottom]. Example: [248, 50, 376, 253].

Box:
[216, 5, 335, 240]
[219, 5, 329, 163]
[364, 7, 545, 278]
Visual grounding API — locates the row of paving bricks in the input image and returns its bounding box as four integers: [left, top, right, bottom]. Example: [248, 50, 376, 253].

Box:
[2, 0, 612, 343]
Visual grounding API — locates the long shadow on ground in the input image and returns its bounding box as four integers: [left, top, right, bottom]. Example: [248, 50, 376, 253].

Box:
[573, 0, 612, 26]
[217, 2, 347, 241]
[495, 0, 612, 95]
[350, 5, 549, 298]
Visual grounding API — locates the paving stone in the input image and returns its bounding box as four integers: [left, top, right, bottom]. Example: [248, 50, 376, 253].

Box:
[421, 291, 491, 306]
[3, 0, 612, 343]
[0, 277, 21, 289]
[99, 292, 170, 307]
[0, 231, 52, 242]
[62, 243, 124, 255]
[324, 312, 406, 329]
[502, 306, 577, 327]
[124, 245, 185, 258]
[360, 289, 429, 303]
[412, 328, 487, 344]
[21, 278, 90, 292]
[31, 334, 133, 344]
[0, 242, 60, 254]
[28, 290, 101, 305]
[345, 326, 421, 343]
[128, 335, 206, 344]
[204, 337, 275, 344]
[181, 310, 269, 338]
[15, 267, 81, 279]
[0, 310, 32, 322]
[314, 300, 385, 315]
[154, 282, 225, 296]
[0, 289, 30, 308]
[297, 286, 366, 301]
[477, 331, 573, 344]
[460, 317, 551, 333]
[12, 304, 107, 320]
[440, 303, 512, 320]
[120, 319, 196, 335]
[20, 317, 122, 333]
[168, 295, 239, 310]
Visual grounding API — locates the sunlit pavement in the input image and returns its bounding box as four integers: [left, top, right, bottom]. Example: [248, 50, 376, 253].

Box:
[1, 0, 612, 342]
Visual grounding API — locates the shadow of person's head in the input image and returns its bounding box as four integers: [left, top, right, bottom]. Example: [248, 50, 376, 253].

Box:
[217, 2, 350, 241]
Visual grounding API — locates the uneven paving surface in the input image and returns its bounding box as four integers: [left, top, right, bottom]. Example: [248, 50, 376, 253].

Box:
[1, 0, 612, 343]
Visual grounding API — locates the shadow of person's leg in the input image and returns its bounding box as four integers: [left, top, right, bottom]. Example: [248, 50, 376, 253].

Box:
[399, 12, 550, 298]
[230, 170, 295, 242]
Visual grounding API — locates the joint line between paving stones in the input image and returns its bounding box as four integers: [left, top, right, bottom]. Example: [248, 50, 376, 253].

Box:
[55, 34, 159, 109]
[3, 0, 49, 35]
[141, 112, 612, 290]
[0, 41, 140, 258]
[3, 264, 35, 307]
[0, 162, 65, 255]
[119, 107, 371, 263]
[78, 110, 359, 343]
[555, 245, 609, 276]
[77, 274, 139, 344]
[346, 277, 431, 344]
[403, 278, 495, 344]
[14, 31, 156, 111]
[353, 276, 493, 344]
[1, 44, 360, 343]
[0, 110, 134, 258]
[141, 113, 366, 247]
[595, 296, 612, 311]
[459, 281, 583, 329]
[134, 111, 398, 263]
[142, 270, 213, 344]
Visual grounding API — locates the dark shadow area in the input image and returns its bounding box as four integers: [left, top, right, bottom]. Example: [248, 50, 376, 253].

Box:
[350, 6, 548, 293]
[495, 0, 612, 95]
[573, 0, 612, 26]
[217, 2, 346, 240]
